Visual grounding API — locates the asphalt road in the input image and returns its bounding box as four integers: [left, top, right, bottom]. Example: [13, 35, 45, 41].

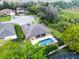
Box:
[49, 53, 79, 59]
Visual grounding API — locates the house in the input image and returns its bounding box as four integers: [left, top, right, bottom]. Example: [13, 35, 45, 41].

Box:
[9, 16, 35, 26]
[21, 24, 58, 46]
[0, 22, 17, 40]
[16, 7, 27, 15]
[0, 9, 15, 16]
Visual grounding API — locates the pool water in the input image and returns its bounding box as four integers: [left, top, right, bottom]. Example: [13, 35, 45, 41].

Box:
[40, 38, 54, 46]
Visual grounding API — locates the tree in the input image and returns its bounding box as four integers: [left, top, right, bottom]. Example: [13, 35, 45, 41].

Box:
[0, 4, 3, 10]
[9, 2, 17, 10]
[53, 1, 70, 9]
[0, 41, 21, 59]
[0, 41, 47, 59]
[57, 10, 79, 32]
[3, 2, 10, 9]
[14, 25, 24, 41]
[63, 25, 79, 52]
[71, 0, 79, 6]
[37, 4, 59, 23]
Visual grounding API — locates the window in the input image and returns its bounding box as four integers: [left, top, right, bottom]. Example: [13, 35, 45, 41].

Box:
[41, 33, 46, 37]
[36, 35, 40, 39]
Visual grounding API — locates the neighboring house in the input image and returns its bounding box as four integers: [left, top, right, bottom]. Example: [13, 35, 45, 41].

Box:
[0, 9, 15, 16]
[9, 16, 35, 26]
[16, 7, 27, 15]
[0, 22, 17, 40]
[21, 24, 58, 46]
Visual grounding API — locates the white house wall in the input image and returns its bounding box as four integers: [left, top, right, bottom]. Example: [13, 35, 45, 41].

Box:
[4, 35, 17, 40]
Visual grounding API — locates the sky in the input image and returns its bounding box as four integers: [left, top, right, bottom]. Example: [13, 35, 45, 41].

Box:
[32, 0, 73, 3]
[1, 0, 72, 3]
[52, 0, 72, 2]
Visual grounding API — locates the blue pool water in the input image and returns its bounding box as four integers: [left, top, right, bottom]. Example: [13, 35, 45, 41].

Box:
[40, 38, 54, 46]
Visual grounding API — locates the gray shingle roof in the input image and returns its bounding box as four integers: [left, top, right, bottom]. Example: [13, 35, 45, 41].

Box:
[10, 16, 35, 25]
[16, 7, 26, 11]
[0, 23, 16, 39]
[21, 24, 49, 38]
[0, 9, 14, 12]
[0, 9, 14, 15]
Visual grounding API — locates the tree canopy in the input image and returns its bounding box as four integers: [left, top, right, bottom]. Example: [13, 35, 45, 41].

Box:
[71, 0, 79, 6]
[0, 41, 47, 59]
[63, 25, 79, 52]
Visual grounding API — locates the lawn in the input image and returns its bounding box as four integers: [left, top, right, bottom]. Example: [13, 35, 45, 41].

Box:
[0, 40, 8, 46]
[0, 16, 11, 22]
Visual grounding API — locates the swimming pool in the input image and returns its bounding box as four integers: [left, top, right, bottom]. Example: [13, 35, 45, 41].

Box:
[40, 38, 54, 46]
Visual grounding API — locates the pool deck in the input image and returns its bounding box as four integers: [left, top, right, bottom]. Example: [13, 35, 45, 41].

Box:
[31, 35, 58, 45]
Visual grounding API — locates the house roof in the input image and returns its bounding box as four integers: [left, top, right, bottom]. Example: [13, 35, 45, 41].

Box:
[21, 24, 49, 38]
[0, 9, 14, 15]
[16, 7, 26, 11]
[10, 16, 35, 26]
[16, 7, 27, 14]
[0, 23, 16, 39]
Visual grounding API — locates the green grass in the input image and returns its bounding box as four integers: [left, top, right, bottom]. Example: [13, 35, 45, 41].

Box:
[0, 40, 5, 43]
[50, 28, 62, 39]
[0, 40, 8, 45]
[0, 16, 11, 22]
[35, 42, 40, 47]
